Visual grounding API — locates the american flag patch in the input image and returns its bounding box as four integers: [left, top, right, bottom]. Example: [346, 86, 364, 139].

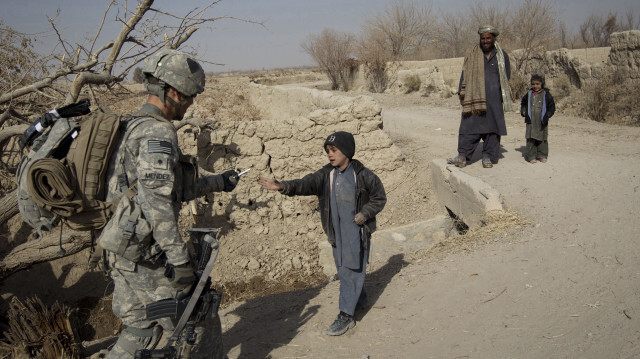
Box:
[148, 140, 173, 155]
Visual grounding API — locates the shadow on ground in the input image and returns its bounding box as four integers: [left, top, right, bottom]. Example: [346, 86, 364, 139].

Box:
[222, 253, 408, 358]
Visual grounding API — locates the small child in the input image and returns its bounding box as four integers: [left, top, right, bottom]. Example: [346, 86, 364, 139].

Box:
[520, 74, 556, 163]
[257, 131, 386, 336]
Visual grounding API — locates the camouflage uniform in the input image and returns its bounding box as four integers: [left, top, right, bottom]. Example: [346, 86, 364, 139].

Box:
[102, 50, 229, 358]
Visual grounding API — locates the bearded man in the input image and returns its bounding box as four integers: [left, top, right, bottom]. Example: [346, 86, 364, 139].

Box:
[448, 25, 512, 168]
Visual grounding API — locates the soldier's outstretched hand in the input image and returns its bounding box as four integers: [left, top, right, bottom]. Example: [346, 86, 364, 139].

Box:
[257, 177, 283, 191]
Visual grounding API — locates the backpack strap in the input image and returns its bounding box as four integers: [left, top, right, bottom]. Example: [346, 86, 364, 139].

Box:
[112, 115, 159, 193]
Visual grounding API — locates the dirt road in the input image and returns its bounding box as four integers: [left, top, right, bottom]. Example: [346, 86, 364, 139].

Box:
[219, 93, 640, 358]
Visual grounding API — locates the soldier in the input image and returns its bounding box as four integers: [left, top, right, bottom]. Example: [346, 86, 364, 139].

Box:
[101, 49, 238, 358]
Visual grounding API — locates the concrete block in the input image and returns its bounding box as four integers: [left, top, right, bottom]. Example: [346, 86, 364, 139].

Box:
[369, 215, 452, 264]
[317, 215, 452, 275]
[430, 158, 504, 229]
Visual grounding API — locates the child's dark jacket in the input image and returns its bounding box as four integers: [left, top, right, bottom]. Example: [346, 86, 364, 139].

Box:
[520, 89, 556, 126]
[279, 159, 386, 249]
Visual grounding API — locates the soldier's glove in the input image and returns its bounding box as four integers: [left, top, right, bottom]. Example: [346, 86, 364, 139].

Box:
[221, 170, 240, 192]
[166, 262, 197, 295]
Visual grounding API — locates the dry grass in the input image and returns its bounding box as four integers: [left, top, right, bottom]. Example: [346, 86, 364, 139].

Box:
[412, 211, 530, 260]
[219, 271, 328, 306]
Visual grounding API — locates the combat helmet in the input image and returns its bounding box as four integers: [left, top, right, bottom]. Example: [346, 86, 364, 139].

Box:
[142, 48, 205, 99]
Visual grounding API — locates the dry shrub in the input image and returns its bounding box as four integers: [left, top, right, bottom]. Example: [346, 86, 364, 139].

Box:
[551, 74, 571, 102]
[510, 70, 531, 102]
[357, 27, 393, 93]
[413, 211, 530, 260]
[365, 64, 389, 93]
[301, 28, 355, 91]
[582, 71, 640, 125]
[421, 83, 438, 97]
[404, 74, 421, 94]
[0, 296, 81, 359]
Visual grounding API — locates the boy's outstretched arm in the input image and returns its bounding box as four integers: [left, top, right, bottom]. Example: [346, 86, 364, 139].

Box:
[257, 177, 284, 191]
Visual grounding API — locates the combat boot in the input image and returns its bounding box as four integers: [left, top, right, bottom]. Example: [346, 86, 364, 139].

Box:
[325, 312, 355, 336]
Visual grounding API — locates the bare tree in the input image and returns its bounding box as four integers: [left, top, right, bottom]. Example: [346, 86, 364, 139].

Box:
[0, 22, 51, 128]
[301, 28, 355, 91]
[362, 0, 433, 60]
[357, 26, 393, 93]
[623, 9, 640, 30]
[0, 0, 260, 112]
[467, 1, 515, 48]
[579, 12, 620, 47]
[558, 22, 569, 49]
[511, 0, 559, 69]
[432, 11, 473, 58]
[0, 0, 261, 279]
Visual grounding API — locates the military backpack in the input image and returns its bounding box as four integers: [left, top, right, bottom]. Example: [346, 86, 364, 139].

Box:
[16, 99, 135, 237]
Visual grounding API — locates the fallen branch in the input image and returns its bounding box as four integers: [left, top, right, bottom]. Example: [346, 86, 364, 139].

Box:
[0, 124, 28, 145]
[0, 228, 92, 280]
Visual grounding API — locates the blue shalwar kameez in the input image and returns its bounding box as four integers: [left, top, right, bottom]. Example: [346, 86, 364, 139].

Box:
[330, 164, 368, 316]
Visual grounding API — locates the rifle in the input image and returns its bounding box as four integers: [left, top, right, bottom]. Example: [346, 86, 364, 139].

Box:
[18, 99, 91, 151]
[135, 228, 223, 359]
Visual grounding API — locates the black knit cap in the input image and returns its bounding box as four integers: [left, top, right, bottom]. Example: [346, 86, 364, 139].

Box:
[324, 131, 355, 159]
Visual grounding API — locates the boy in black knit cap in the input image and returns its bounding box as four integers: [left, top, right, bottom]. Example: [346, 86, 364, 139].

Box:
[258, 131, 386, 336]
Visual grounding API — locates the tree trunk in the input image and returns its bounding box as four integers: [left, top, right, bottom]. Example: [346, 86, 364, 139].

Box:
[0, 229, 92, 281]
[0, 189, 19, 227]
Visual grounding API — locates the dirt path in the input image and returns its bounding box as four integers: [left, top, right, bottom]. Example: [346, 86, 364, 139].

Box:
[219, 93, 640, 358]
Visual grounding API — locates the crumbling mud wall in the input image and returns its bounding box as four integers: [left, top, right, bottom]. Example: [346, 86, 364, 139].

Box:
[609, 30, 640, 81]
[514, 47, 612, 89]
[351, 46, 613, 96]
[181, 83, 405, 283]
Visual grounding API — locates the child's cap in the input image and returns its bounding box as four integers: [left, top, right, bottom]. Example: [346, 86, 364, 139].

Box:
[324, 131, 355, 159]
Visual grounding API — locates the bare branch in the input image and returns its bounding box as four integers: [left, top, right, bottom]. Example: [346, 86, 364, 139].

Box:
[66, 72, 119, 104]
[172, 27, 198, 49]
[104, 0, 153, 74]
[0, 228, 92, 281]
[0, 125, 28, 145]
[0, 60, 98, 105]
[89, 0, 117, 56]
[47, 10, 74, 62]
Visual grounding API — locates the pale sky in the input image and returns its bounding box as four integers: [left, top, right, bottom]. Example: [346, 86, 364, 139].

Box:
[2, 0, 638, 72]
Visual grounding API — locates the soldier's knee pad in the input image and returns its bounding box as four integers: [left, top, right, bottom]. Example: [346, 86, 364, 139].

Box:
[110, 325, 163, 356]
